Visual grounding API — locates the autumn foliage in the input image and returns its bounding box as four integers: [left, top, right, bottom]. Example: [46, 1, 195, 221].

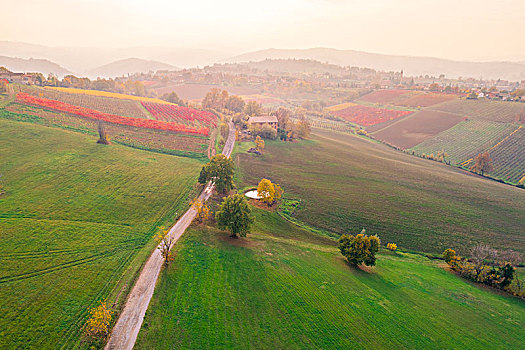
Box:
[257, 178, 283, 206]
[16, 92, 209, 136]
[85, 300, 113, 340]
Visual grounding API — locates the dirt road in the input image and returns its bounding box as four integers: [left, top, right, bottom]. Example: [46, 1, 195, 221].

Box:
[105, 121, 235, 350]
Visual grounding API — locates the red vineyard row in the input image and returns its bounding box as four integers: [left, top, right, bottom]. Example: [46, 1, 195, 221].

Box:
[141, 102, 217, 127]
[333, 104, 413, 126]
[16, 92, 209, 136]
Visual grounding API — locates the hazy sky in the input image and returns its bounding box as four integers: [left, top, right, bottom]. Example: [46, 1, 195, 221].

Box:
[3, 0, 525, 61]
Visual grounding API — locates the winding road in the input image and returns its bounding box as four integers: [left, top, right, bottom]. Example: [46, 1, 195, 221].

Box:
[105, 121, 235, 350]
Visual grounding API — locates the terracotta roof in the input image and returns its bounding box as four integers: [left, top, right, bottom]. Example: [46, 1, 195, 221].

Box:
[248, 115, 278, 123]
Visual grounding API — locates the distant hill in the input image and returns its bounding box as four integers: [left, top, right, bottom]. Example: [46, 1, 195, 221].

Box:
[226, 48, 525, 81]
[85, 58, 177, 78]
[0, 56, 71, 77]
[0, 41, 227, 72]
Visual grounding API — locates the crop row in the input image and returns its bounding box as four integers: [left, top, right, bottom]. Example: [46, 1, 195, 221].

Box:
[410, 120, 517, 164]
[332, 104, 412, 126]
[141, 102, 217, 127]
[16, 93, 209, 136]
[434, 98, 525, 123]
[21, 86, 150, 119]
[488, 126, 525, 183]
[47, 87, 172, 104]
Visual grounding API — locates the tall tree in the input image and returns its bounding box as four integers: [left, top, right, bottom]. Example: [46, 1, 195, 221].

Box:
[201, 154, 235, 193]
[215, 194, 254, 238]
[244, 101, 263, 116]
[470, 152, 493, 176]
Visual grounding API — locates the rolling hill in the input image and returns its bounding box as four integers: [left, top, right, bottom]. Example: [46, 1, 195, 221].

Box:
[226, 48, 525, 81]
[0, 55, 71, 77]
[85, 58, 177, 78]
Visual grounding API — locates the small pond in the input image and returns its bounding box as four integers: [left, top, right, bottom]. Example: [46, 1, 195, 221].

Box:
[245, 190, 261, 199]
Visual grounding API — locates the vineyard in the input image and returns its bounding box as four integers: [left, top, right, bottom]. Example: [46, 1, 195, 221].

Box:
[4, 103, 210, 158]
[488, 126, 525, 183]
[21, 85, 151, 119]
[16, 92, 209, 136]
[47, 86, 172, 105]
[433, 98, 525, 123]
[410, 120, 518, 165]
[370, 110, 464, 149]
[325, 102, 357, 112]
[357, 90, 458, 108]
[332, 104, 412, 126]
[395, 93, 457, 108]
[141, 102, 217, 128]
[358, 89, 412, 104]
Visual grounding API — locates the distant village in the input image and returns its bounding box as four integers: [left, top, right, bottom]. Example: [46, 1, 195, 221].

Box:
[1, 60, 525, 103]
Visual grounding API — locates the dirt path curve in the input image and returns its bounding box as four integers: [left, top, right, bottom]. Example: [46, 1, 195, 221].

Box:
[105, 121, 235, 350]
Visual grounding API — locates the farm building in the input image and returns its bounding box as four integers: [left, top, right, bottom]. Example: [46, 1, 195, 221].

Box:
[248, 115, 278, 131]
[0, 70, 35, 85]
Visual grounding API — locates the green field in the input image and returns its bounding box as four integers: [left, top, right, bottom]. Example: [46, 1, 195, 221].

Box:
[0, 119, 201, 348]
[136, 209, 525, 349]
[235, 129, 525, 256]
[410, 120, 517, 164]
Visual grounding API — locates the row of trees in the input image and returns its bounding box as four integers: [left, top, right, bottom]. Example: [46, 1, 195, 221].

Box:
[443, 245, 523, 297]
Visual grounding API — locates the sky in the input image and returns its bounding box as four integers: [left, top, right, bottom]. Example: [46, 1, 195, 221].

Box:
[2, 0, 525, 61]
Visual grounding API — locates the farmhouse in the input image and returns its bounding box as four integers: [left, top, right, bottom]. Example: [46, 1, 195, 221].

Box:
[247, 115, 278, 131]
[0, 70, 35, 85]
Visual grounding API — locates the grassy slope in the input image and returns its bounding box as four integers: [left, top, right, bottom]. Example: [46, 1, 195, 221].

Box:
[0, 119, 201, 349]
[136, 209, 525, 349]
[236, 129, 525, 256]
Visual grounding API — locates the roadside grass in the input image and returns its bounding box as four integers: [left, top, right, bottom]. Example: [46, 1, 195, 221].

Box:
[234, 130, 525, 256]
[136, 208, 525, 349]
[0, 119, 201, 349]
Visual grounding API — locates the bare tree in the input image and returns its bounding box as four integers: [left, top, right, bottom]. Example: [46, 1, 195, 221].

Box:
[97, 121, 110, 145]
[470, 244, 495, 279]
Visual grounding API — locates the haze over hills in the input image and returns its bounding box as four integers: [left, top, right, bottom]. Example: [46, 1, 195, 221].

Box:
[0, 41, 226, 72]
[2, 41, 525, 81]
[86, 58, 177, 79]
[226, 48, 525, 81]
[0, 56, 71, 77]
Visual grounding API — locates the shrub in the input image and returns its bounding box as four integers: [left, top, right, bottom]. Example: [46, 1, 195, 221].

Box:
[387, 243, 397, 251]
[338, 230, 380, 267]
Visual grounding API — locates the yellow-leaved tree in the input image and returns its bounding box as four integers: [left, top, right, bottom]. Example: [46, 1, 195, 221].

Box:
[255, 135, 265, 153]
[156, 227, 174, 266]
[190, 198, 211, 223]
[257, 178, 284, 207]
[85, 300, 113, 341]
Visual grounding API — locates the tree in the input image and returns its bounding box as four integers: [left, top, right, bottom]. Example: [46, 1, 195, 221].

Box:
[97, 121, 110, 145]
[272, 107, 292, 131]
[296, 117, 311, 139]
[201, 154, 235, 193]
[470, 152, 493, 176]
[338, 230, 380, 267]
[436, 149, 449, 163]
[215, 194, 254, 238]
[470, 244, 495, 280]
[244, 101, 263, 116]
[442, 249, 456, 264]
[190, 198, 211, 223]
[256, 178, 284, 207]
[225, 95, 245, 113]
[198, 166, 208, 185]
[161, 92, 186, 106]
[85, 300, 113, 341]
[254, 135, 265, 153]
[156, 227, 174, 266]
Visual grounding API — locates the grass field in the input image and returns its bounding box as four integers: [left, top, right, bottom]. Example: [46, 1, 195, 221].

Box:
[0, 119, 201, 349]
[135, 209, 525, 349]
[235, 129, 525, 256]
[1, 103, 210, 159]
